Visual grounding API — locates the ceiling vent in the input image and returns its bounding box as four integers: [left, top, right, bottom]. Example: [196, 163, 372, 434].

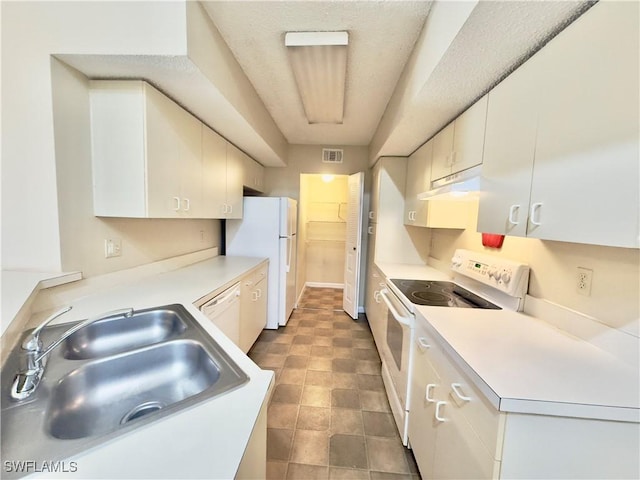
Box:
[322, 148, 344, 164]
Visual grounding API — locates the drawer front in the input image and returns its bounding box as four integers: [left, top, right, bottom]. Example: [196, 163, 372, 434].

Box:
[415, 319, 503, 460]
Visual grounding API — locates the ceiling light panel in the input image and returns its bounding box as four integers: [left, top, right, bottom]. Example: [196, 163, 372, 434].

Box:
[285, 31, 348, 124]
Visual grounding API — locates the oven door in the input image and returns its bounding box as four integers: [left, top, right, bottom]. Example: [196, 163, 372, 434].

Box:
[378, 287, 414, 445]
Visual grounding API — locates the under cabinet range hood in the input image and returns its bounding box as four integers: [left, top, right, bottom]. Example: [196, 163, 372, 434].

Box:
[418, 165, 481, 201]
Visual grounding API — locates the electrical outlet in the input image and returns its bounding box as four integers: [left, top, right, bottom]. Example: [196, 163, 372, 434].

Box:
[576, 267, 593, 296]
[104, 238, 122, 258]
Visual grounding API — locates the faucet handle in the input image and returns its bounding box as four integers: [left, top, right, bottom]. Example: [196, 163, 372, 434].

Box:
[22, 306, 73, 352]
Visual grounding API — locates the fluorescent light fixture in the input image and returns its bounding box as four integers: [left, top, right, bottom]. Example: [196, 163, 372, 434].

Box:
[285, 31, 348, 124]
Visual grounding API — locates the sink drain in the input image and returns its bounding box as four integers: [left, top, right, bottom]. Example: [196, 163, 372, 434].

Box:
[121, 401, 164, 424]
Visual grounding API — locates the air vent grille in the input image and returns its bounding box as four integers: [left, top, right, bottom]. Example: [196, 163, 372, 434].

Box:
[322, 148, 343, 164]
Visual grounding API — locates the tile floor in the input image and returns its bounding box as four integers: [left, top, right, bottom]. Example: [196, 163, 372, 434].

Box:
[248, 287, 421, 480]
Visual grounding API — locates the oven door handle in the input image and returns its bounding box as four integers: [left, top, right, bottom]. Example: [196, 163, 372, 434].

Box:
[379, 289, 412, 327]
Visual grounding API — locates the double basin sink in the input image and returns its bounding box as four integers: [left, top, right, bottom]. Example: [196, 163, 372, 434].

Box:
[1, 304, 248, 473]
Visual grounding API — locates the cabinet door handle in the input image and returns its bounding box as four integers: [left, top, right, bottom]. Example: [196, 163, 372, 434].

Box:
[252, 291, 258, 301]
[369, 211, 374, 220]
[368, 226, 374, 235]
[173, 197, 181, 211]
[228, 204, 233, 214]
[417, 337, 431, 351]
[530, 202, 543, 226]
[221, 204, 227, 215]
[451, 383, 472, 402]
[425, 383, 436, 403]
[256, 288, 262, 298]
[435, 401, 447, 422]
[374, 291, 380, 303]
[508, 204, 520, 225]
[182, 198, 190, 212]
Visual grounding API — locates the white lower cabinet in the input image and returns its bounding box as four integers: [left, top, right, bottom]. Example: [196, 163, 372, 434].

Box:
[239, 263, 268, 353]
[409, 315, 640, 480]
[364, 262, 386, 357]
[410, 320, 501, 480]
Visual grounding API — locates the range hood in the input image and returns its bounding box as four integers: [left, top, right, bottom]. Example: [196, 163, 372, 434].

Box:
[418, 164, 481, 201]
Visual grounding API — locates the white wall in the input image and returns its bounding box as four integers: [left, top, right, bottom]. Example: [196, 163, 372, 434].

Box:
[51, 59, 220, 278]
[430, 200, 640, 334]
[1, 1, 189, 272]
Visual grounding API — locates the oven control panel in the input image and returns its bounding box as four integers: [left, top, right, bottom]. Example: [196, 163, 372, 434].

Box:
[451, 249, 529, 298]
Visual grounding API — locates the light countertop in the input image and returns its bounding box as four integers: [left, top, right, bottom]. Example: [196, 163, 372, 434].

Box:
[3, 256, 273, 479]
[376, 260, 639, 423]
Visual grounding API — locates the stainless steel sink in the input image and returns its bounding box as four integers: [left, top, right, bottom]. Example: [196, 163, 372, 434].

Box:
[1, 304, 248, 477]
[63, 306, 187, 359]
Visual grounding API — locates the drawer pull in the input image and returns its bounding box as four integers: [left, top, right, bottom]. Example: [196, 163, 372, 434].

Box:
[425, 383, 436, 403]
[417, 337, 431, 351]
[451, 383, 472, 402]
[435, 401, 447, 422]
[256, 288, 262, 298]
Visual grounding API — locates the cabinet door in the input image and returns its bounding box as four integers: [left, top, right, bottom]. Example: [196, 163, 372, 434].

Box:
[529, 1, 639, 247]
[202, 126, 228, 218]
[144, 85, 183, 218]
[175, 108, 202, 218]
[225, 143, 244, 219]
[452, 95, 487, 173]
[408, 340, 442, 479]
[477, 60, 540, 237]
[430, 122, 455, 181]
[404, 141, 433, 227]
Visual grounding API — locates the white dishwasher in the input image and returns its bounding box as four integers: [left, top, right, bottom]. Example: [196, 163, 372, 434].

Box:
[200, 283, 241, 346]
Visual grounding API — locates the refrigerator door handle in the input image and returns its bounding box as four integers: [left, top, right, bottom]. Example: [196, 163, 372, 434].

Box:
[285, 236, 292, 273]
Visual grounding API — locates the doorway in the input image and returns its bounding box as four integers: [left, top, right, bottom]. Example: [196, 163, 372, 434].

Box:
[296, 173, 363, 319]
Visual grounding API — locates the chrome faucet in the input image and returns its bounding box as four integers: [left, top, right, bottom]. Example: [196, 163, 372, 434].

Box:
[11, 307, 134, 400]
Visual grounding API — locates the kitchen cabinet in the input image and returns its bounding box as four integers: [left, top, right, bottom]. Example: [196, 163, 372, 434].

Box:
[241, 150, 265, 193]
[364, 261, 386, 357]
[410, 319, 500, 480]
[409, 309, 639, 479]
[404, 141, 432, 226]
[202, 127, 243, 219]
[430, 96, 488, 182]
[478, 1, 639, 248]
[239, 262, 268, 353]
[91, 81, 204, 218]
[91, 80, 245, 220]
[369, 157, 430, 265]
[209, 136, 243, 219]
[403, 141, 470, 229]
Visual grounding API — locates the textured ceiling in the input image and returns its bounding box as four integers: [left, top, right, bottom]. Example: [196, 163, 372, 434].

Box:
[201, 0, 433, 146]
[203, 0, 593, 157]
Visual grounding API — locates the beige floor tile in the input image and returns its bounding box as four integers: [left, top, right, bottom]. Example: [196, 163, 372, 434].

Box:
[301, 385, 331, 407]
[267, 403, 299, 429]
[289, 344, 312, 356]
[278, 368, 307, 385]
[266, 461, 288, 480]
[332, 372, 359, 389]
[331, 389, 361, 409]
[308, 357, 333, 371]
[329, 467, 370, 479]
[290, 430, 330, 465]
[272, 384, 303, 404]
[362, 411, 397, 437]
[287, 463, 329, 480]
[329, 434, 368, 469]
[330, 408, 364, 435]
[306, 370, 333, 387]
[297, 405, 330, 431]
[366, 437, 409, 474]
[267, 428, 294, 461]
[359, 391, 392, 413]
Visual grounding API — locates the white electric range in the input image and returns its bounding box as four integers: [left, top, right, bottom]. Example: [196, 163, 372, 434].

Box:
[377, 249, 530, 445]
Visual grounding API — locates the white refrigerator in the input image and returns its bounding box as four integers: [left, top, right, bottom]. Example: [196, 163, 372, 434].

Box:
[226, 197, 297, 329]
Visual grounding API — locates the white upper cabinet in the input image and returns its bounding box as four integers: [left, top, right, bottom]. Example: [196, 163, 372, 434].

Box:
[241, 152, 265, 193]
[91, 81, 203, 218]
[477, 57, 539, 237]
[478, 1, 639, 248]
[430, 95, 488, 182]
[91, 80, 246, 220]
[404, 140, 433, 226]
[224, 143, 245, 219]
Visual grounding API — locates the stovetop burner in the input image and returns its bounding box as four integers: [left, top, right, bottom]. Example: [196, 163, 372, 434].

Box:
[391, 279, 501, 309]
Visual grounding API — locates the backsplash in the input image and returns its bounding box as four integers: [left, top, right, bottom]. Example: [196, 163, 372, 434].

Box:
[428, 199, 639, 335]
